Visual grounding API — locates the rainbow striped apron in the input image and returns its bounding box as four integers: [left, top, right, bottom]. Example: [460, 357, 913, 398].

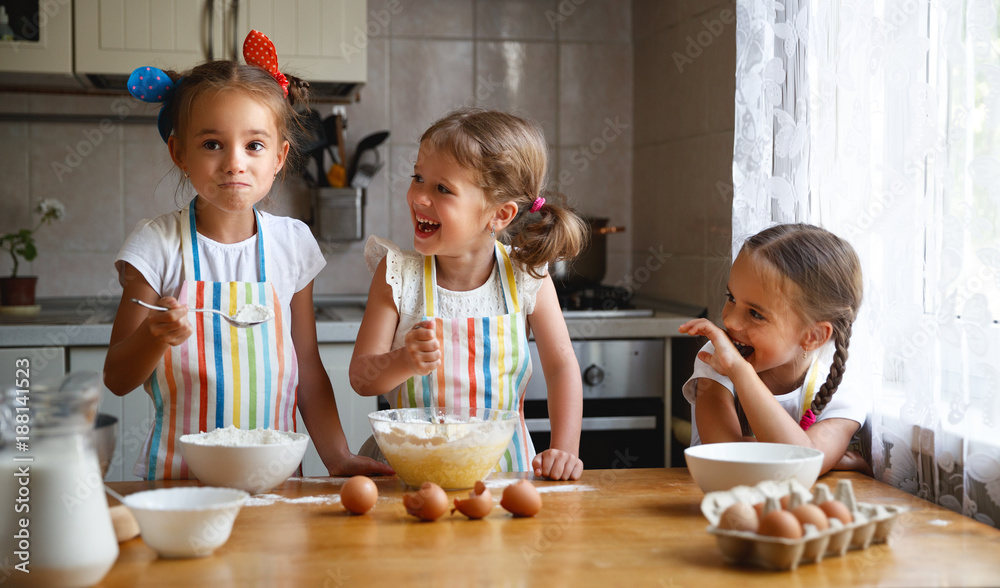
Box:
[391, 242, 535, 472]
[133, 199, 298, 479]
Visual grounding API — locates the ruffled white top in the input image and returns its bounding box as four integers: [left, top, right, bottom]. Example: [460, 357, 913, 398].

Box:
[364, 236, 545, 351]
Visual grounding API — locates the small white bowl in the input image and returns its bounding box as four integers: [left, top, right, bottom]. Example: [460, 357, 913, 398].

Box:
[179, 430, 309, 494]
[123, 487, 248, 558]
[684, 442, 824, 493]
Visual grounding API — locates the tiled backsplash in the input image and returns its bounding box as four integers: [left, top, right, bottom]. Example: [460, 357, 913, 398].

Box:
[0, 0, 634, 300]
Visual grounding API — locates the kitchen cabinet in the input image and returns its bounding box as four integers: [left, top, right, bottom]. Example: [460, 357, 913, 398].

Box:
[0, 346, 66, 388]
[67, 347, 151, 482]
[74, 0, 366, 89]
[298, 342, 376, 475]
[0, 0, 73, 75]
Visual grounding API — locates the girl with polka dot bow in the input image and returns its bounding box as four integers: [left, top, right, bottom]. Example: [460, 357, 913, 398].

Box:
[105, 31, 393, 480]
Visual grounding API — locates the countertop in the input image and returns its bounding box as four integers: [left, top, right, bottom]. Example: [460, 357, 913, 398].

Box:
[100, 469, 1000, 587]
[0, 296, 700, 347]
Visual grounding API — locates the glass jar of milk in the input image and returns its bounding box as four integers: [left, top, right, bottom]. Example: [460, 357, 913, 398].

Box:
[0, 372, 119, 587]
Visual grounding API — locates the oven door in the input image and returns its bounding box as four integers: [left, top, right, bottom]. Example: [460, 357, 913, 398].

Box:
[523, 339, 665, 469]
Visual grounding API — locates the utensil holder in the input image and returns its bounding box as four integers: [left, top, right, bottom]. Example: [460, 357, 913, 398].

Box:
[312, 187, 365, 242]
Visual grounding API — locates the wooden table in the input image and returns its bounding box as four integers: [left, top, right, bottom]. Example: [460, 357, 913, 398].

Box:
[102, 469, 1000, 587]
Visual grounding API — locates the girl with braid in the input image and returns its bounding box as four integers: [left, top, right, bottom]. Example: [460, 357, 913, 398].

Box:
[679, 224, 870, 474]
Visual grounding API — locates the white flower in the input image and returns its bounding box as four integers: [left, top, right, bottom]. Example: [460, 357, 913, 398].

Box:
[36, 198, 65, 223]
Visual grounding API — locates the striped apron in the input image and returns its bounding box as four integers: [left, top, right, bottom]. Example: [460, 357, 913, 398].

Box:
[390, 242, 535, 472]
[133, 199, 298, 479]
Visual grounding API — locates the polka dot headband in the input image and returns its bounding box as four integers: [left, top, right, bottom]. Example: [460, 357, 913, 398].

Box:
[127, 30, 289, 143]
[242, 30, 289, 97]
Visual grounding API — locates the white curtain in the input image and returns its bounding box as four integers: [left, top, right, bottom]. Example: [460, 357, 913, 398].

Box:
[734, 0, 1000, 527]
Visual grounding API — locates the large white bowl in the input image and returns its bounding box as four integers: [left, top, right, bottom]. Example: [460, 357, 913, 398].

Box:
[368, 407, 519, 489]
[684, 442, 824, 493]
[179, 429, 309, 494]
[123, 487, 248, 558]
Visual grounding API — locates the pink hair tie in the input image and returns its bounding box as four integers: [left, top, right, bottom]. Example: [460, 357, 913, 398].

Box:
[530, 197, 545, 213]
[799, 409, 817, 431]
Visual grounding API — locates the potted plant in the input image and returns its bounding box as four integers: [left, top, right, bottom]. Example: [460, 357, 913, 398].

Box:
[0, 198, 65, 307]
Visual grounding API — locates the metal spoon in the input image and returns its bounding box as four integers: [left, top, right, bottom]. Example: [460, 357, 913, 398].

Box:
[131, 298, 273, 329]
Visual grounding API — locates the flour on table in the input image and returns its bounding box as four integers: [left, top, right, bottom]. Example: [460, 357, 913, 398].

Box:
[536, 484, 596, 493]
[482, 479, 596, 493]
[243, 493, 342, 507]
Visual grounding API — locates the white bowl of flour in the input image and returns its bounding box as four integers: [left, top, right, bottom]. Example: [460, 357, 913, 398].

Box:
[179, 426, 309, 494]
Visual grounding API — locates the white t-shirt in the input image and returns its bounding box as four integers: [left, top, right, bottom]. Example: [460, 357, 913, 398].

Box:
[682, 341, 869, 446]
[363, 236, 545, 351]
[116, 209, 325, 313]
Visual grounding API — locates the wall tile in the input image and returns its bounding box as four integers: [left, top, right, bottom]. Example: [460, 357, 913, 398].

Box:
[386, 143, 419, 247]
[0, 94, 28, 113]
[389, 39, 474, 147]
[475, 0, 558, 40]
[121, 134, 184, 236]
[633, 4, 735, 144]
[344, 38, 390, 157]
[364, 0, 395, 38]
[558, 0, 631, 43]
[633, 0, 733, 41]
[0, 123, 30, 247]
[475, 41, 558, 139]
[632, 0, 679, 42]
[314, 239, 372, 295]
[389, 0, 473, 38]
[704, 255, 731, 321]
[29, 123, 123, 255]
[558, 42, 633, 146]
[557, 143, 632, 282]
[641, 254, 706, 310]
[32, 252, 122, 298]
[27, 94, 125, 116]
[556, 144, 631, 221]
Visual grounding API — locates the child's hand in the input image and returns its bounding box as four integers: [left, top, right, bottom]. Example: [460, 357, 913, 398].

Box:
[146, 296, 192, 346]
[403, 319, 441, 375]
[678, 318, 747, 377]
[532, 449, 583, 481]
[328, 453, 395, 477]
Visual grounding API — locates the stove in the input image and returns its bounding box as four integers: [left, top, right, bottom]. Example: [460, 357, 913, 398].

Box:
[557, 284, 654, 317]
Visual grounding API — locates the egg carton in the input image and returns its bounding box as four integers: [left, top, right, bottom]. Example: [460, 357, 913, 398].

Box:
[700, 478, 908, 571]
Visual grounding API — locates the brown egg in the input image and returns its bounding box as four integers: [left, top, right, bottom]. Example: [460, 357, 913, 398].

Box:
[779, 494, 791, 510]
[403, 482, 449, 521]
[452, 480, 494, 519]
[340, 475, 378, 514]
[757, 509, 804, 539]
[500, 480, 542, 517]
[819, 499, 854, 524]
[717, 502, 759, 533]
[790, 503, 830, 531]
[753, 502, 765, 517]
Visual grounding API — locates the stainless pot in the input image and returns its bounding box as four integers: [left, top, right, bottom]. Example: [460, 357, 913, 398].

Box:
[551, 217, 625, 289]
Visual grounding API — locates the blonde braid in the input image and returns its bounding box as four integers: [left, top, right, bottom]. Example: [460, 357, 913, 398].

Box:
[811, 320, 852, 415]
